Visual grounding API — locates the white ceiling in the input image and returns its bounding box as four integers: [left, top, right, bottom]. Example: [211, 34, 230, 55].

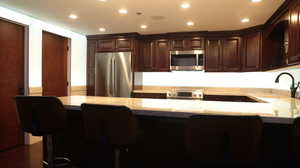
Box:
[0, 0, 285, 35]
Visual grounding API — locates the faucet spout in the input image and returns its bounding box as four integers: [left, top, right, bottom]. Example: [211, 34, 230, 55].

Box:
[275, 72, 299, 98]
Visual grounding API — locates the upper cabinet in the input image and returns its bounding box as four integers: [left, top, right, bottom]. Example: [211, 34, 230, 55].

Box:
[205, 37, 240, 72]
[154, 39, 170, 71]
[205, 39, 221, 72]
[97, 38, 133, 52]
[241, 32, 262, 71]
[137, 38, 170, 72]
[170, 37, 204, 50]
[288, 2, 300, 64]
[138, 40, 155, 72]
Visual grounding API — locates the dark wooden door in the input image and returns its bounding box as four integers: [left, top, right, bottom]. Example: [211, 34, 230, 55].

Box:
[222, 38, 240, 72]
[116, 38, 132, 51]
[288, 3, 300, 64]
[139, 40, 154, 71]
[205, 39, 221, 72]
[87, 40, 97, 96]
[42, 31, 68, 97]
[242, 32, 261, 71]
[0, 19, 24, 150]
[97, 39, 115, 52]
[154, 39, 170, 71]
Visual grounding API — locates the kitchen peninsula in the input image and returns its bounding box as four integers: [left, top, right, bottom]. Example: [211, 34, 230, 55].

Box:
[58, 92, 300, 124]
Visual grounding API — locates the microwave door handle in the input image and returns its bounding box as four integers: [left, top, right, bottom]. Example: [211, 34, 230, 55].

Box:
[196, 54, 199, 66]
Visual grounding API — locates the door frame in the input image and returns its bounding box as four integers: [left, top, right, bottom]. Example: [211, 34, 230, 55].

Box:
[41, 31, 71, 96]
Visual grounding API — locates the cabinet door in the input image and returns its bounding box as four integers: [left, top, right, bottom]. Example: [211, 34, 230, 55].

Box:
[171, 39, 184, 50]
[87, 40, 97, 96]
[205, 39, 221, 72]
[116, 38, 132, 51]
[97, 39, 115, 52]
[190, 38, 204, 49]
[154, 40, 170, 71]
[242, 32, 261, 71]
[222, 38, 240, 72]
[139, 40, 155, 71]
[288, 4, 300, 64]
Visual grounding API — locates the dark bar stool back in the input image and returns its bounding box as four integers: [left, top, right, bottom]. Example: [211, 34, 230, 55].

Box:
[15, 96, 70, 168]
[186, 115, 263, 167]
[81, 103, 138, 168]
[291, 117, 300, 161]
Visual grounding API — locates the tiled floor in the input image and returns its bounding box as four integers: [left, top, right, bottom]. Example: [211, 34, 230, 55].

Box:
[0, 143, 43, 168]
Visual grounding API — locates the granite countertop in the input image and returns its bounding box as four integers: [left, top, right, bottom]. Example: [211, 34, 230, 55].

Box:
[58, 92, 300, 124]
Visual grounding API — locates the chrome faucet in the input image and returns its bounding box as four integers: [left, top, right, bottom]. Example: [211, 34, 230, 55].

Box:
[275, 72, 300, 98]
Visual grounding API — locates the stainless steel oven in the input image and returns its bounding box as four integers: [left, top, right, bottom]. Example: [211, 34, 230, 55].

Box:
[170, 50, 204, 71]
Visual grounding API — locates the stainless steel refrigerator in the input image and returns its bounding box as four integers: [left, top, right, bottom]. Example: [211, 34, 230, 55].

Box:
[95, 52, 132, 97]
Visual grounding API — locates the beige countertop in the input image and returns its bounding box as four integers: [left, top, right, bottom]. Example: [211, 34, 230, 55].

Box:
[58, 93, 300, 124]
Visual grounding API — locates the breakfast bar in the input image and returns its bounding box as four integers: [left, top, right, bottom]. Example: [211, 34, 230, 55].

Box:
[58, 93, 300, 124]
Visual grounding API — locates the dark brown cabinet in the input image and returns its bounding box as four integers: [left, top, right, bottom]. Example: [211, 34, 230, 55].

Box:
[138, 40, 155, 71]
[87, 40, 97, 95]
[288, 3, 300, 64]
[205, 37, 240, 72]
[116, 38, 132, 51]
[132, 92, 167, 99]
[154, 39, 170, 71]
[205, 39, 221, 72]
[242, 32, 262, 71]
[97, 38, 132, 52]
[97, 39, 115, 52]
[170, 38, 203, 50]
[138, 39, 170, 72]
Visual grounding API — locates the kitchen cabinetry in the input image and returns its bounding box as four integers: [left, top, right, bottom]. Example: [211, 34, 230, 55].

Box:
[97, 38, 132, 52]
[288, 2, 300, 64]
[205, 37, 240, 72]
[242, 32, 262, 71]
[138, 40, 155, 71]
[87, 40, 97, 95]
[138, 39, 170, 72]
[170, 38, 204, 50]
[132, 92, 167, 99]
[154, 39, 170, 71]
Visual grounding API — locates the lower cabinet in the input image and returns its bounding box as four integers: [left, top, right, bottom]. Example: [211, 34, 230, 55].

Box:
[132, 92, 167, 99]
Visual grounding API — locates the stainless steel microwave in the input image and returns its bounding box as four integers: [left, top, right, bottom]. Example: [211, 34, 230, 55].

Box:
[170, 50, 204, 71]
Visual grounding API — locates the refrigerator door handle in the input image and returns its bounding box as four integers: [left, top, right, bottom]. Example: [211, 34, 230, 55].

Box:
[114, 58, 117, 96]
[110, 58, 114, 96]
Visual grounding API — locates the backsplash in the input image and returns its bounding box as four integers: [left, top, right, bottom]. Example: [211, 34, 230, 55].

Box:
[134, 68, 300, 91]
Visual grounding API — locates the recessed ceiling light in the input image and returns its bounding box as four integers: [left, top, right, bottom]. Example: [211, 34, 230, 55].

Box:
[241, 18, 250, 23]
[140, 25, 147, 29]
[69, 14, 78, 19]
[98, 0, 107, 2]
[181, 2, 191, 9]
[99, 28, 106, 32]
[187, 21, 194, 26]
[251, 0, 262, 3]
[119, 9, 128, 14]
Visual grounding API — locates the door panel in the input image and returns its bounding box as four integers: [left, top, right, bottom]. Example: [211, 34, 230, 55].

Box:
[222, 38, 240, 72]
[0, 19, 24, 150]
[42, 31, 68, 97]
[205, 39, 221, 72]
[95, 53, 113, 96]
[114, 52, 132, 97]
[243, 32, 261, 71]
[154, 40, 170, 71]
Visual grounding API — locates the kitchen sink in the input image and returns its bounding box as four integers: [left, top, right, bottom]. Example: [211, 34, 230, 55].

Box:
[203, 94, 265, 103]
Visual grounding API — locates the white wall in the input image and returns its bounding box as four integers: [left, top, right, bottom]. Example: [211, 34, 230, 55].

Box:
[135, 68, 300, 90]
[0, 6, 87, 87]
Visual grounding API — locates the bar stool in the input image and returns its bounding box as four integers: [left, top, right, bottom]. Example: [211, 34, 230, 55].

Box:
[291, 117, 300, 161]
[185, 115, 263, 167]
[15, 96, 71, 168]
[81, 104, 138, 168]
